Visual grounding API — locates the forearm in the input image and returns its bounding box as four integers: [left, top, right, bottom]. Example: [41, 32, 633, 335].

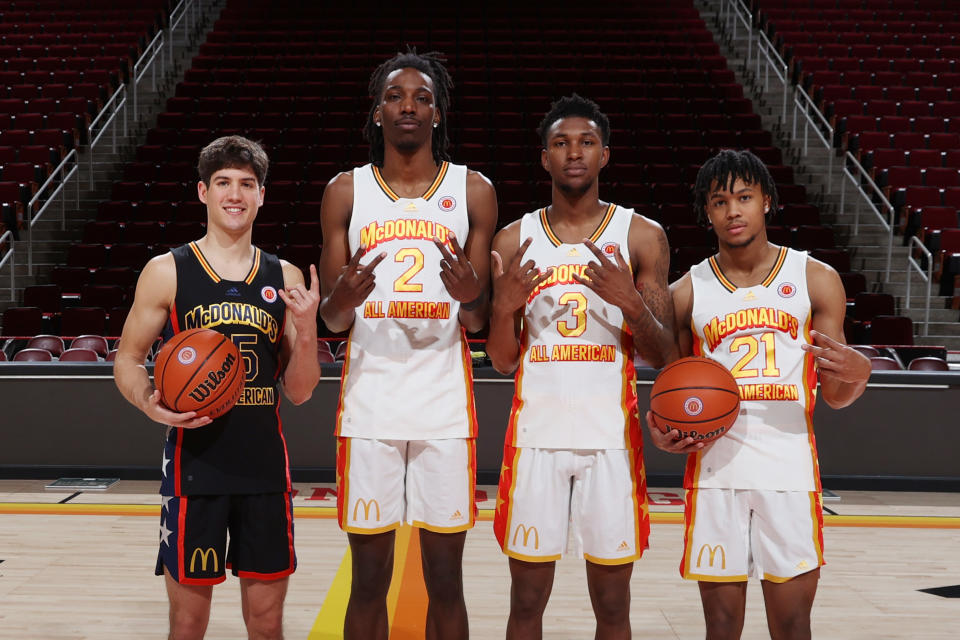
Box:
[485, 308, 522, 375]
[820, 377, 868, 409]
[113, 355, 154, 414]
[458, 291, 489, 333]
[319, 297, 356, 333]
[281, 334, 321, 405]
[622, 292, 678, 368]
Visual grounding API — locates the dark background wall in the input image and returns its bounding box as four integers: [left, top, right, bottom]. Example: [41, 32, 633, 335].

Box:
[1, 364, 957, 489]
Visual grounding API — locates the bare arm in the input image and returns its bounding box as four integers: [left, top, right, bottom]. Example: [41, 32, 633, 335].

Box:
[434, 170, 497, 333]
[486, 224, 549, 374]
[113, 254, 211, 429]
[572, 215, 678, 367]
[318, 171, 386, 332]
[803, 258, 871, 409]
[277, 261, 321, 405]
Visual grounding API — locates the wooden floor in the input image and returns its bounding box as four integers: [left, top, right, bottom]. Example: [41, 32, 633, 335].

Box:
[1, 480, 958, 639]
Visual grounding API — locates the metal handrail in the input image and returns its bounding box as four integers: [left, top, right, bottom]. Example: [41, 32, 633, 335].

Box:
[0, 230, 13, 301]
[88, 84, 127, 188]
[905, 235, 932, 337]
[26, 148, 80, 274]
[756, 29, 789, 124]
[840, 151, 895, 281]
[132, 30, 165, 122]
[792, 85, 834, 191]
[726, 0, 755, 66]
[168, 0, 197, 66]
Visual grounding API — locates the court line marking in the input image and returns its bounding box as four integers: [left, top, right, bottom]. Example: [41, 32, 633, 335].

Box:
[1, 503, 958, 528]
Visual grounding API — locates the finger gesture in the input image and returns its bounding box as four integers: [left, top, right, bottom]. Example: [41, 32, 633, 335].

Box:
[644, 411, 704, 454]
[801, 330, 872, 384]
[146, 389, 212, 429]
[279, 264, 321, 335]
[571, 239, 641, 312]
[330, 245, 386, 309]
[491, 237, 553, 315]
[433, 232, 482, 303]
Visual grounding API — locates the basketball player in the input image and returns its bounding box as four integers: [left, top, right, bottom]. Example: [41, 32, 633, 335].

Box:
[318, 51, 497, 639]
[113, 136, 321, 640]
[648, 149, 871, 640]
[487, 95, 677, 639]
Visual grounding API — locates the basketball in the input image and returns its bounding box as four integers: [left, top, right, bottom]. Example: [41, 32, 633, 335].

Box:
[649, 356, 740, 444]
[153, 328, 245, 419]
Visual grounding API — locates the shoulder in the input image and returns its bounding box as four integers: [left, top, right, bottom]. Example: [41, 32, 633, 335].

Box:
[133, 252, 176, 300]
[279, 259, 306, 288]
[466, 168, 495, 192]
[670, 271, 694, 317]
[626, 209, 668, 262]
[323, 169, 355, 198]
[626, 210, 666, 241]
[142, 251, 176, 278]
[492, 219, 523, 256]
[804, 252, 843, 302]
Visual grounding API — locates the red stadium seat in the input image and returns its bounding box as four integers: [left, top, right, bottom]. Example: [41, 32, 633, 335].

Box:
[25, 335, 65, 358]
[70, 335, 109, 358]
[59, 348, 100, 362]
[12, 348, 53, 362]
[869, 356, 901, 370]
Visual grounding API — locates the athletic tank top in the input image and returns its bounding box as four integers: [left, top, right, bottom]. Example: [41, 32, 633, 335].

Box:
[336, 162, 477, 440]
[505, 204, 642, 450]
[685, 247, 819, 491]
[160, 242, 290, 496]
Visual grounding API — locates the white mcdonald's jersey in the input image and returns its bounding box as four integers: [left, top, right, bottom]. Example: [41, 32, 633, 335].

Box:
[686, 247, 819, 491]
[336, 162, 477, 440]
[506, 204, 641, 450]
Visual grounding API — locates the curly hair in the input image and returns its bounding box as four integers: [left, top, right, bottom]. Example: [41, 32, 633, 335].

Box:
[692, 149, 778, 224]
[363, 49, 453, 166]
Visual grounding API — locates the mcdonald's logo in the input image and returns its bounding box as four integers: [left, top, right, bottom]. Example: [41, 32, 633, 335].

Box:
[353, 498, 381, 522]
[697, 544, 726, 569]
[512, 524, 539, 550]
[189, 547, 219, 573]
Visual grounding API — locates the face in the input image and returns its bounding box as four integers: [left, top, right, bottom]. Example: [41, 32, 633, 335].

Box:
[197, 166, 264, 234]
[540, 116, 609, 194]
[704, 177, 771, 249]
[374, 67, 438, 152]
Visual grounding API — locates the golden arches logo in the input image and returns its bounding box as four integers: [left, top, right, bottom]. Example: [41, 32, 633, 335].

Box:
[353, 498, 381, 522]
[512, 524, 540, 549]
[189, 547, 219, 573]
[696, 544, 726, 569]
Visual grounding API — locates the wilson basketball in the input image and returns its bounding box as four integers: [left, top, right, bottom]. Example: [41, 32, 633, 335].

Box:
[153, 328, 245, 419]
[649, 356, 740, 444]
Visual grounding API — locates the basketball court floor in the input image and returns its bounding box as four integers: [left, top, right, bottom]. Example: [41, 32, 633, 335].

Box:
[1, 480, 957, 639]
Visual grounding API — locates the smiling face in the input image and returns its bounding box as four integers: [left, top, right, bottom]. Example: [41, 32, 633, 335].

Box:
[540, 116, 609, 194]
[197, 166, 264, 234]
[704, 177, 771, 249]
[374, 67, 438, 153]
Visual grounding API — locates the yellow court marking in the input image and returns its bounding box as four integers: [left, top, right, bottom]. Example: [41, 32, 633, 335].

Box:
[2, 504, 958, 530]
[307, 545, 352, 639]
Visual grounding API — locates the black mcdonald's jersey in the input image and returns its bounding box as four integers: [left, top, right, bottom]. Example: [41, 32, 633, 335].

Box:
[159, 242, 290, 496]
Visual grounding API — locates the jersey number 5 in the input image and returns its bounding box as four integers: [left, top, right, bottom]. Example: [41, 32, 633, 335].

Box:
[729, 332, 780, 379]
[231, 334, 258, 382]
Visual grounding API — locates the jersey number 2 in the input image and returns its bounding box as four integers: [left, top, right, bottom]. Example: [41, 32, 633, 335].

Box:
[393, 248, 424, 292]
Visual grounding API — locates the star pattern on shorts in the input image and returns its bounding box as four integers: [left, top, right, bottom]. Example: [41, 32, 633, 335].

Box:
[161, 450, 170, 478]
[161, 495, 172, 512]
[159, 519, 172, 547]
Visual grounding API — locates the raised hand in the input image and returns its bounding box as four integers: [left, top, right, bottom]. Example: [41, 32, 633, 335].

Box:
[329, 245, 386, 309]
[571, 239, 642, 312]
[279, 263, 321, 335]
[644, 411, 704, 454]
[801, 330, 871, 384]
[433, 232, 482, 303]
[491, 237, 552, 314]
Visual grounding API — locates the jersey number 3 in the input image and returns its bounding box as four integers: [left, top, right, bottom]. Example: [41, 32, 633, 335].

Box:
[557, 292, 588, 337]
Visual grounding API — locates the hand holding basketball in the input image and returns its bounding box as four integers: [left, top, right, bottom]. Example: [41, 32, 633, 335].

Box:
[644, 410, 704, 453]
[141, 388, 212, 429]
[648, 357, 741, 446]
[154, 328, 245, 421]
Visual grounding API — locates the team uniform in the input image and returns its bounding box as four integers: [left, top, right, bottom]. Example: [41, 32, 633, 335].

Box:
[494, 204, 650, 564]
[336, 161, 478, 534]
[681, 246, 823, 582]
[156, 242, 295, 585]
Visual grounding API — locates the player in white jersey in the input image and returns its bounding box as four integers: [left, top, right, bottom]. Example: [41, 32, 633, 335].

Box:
[318, 51, 496, 639]
[648, 149, 871, 640]
[487, 95, 677, 639]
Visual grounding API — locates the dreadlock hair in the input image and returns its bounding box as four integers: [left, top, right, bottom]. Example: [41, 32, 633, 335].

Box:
[537, 94, 611, 147]
[363, 49, 453, 167]
[693, 149, 779, 224]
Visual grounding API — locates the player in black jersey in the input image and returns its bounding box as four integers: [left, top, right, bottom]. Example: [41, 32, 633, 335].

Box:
[114, 136, 321, 640]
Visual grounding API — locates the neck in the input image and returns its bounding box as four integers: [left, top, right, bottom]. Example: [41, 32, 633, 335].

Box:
[715, 232, 776, 273]
[197, 226, 255, 258]
[548, 182, 603, 220]
[380, 144, 438, 180]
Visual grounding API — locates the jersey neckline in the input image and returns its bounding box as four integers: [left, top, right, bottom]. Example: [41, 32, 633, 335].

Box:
[538, 203, 616, 248]
[371, 161, 449, 202]
[189, 242, 261, 284]
[707, 245, 788, 293]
